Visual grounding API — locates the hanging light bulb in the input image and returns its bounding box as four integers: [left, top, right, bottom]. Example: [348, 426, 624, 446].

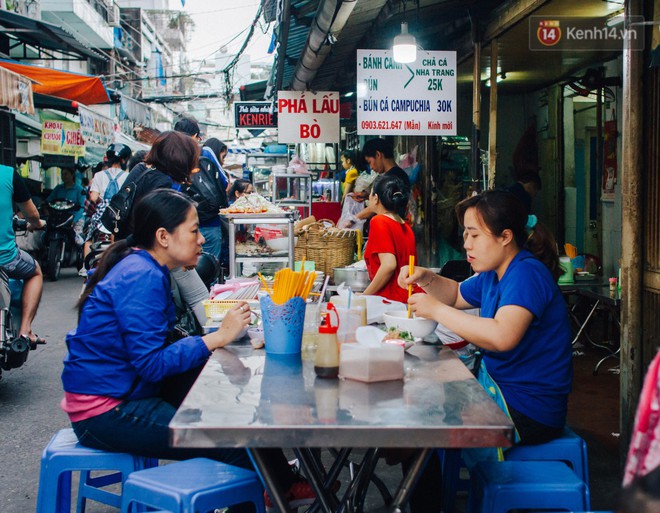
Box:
[393, 22, 417, 63]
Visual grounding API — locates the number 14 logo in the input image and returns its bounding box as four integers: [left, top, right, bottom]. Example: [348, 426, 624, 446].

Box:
[537, 20, 561, 46]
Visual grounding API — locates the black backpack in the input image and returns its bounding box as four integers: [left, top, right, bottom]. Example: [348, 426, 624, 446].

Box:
[100, 165, 151, 239]
[186, 156, 228, 223]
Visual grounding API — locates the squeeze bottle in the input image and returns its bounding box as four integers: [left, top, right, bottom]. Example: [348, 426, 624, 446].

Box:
[314, 303, 340, 379]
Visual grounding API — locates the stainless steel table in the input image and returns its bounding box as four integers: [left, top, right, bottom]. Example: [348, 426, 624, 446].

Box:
[560, 281, 620, 373]
[170, 344, 514, 513]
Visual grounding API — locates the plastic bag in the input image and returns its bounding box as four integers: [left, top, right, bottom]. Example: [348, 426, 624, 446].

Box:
[354, 171, 377, 194]
[338, 196, 366, 230]
[287, 155, 308, 174]
[398, 146, 422, 185]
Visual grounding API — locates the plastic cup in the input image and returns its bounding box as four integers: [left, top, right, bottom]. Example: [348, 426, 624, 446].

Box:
[259, 295, 306, 355]
[335, 306, 363, 344]
[330, 295, 367, 326]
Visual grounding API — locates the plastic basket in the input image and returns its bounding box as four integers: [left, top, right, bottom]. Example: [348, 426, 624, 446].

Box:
[203, 299, 259, 319]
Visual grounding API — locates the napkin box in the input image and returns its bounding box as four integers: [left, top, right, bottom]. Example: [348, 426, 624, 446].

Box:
[339, 343, 404, 383]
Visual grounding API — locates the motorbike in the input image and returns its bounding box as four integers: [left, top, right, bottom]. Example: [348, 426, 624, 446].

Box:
[43, 200, 83, 281]
[0, 218, 35, 378]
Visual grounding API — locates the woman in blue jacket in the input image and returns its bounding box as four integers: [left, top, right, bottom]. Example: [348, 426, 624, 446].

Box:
[61, 190, 312, 507]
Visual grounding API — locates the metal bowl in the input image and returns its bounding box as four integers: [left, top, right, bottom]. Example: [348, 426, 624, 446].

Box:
[332, 267, 370, 291]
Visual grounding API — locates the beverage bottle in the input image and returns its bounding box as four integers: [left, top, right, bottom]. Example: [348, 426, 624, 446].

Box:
[314, 303, 340, 379]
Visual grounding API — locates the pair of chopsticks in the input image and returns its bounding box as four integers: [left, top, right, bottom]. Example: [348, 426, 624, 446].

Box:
[407, 255, 415, 318]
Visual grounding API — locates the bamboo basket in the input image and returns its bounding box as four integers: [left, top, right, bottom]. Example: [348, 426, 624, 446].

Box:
[294, 219, 333, 263]
[306, 227, 357, 279]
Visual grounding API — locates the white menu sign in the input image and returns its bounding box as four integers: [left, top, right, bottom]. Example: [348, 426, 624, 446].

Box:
[277, 90, 340, 143]
[356, 50, 457, 136]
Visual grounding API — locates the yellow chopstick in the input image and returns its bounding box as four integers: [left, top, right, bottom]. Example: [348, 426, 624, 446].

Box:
[258, 272, 272, 295]
[407, 255, 415, 318]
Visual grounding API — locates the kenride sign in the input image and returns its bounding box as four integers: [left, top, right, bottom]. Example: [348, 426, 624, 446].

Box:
[356, 49, 457, 136]
[277, 91, 340, 144]
[234, 101, 277, 129]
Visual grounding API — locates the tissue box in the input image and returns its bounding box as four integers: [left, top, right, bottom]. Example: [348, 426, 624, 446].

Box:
[339, 343, 404, 383]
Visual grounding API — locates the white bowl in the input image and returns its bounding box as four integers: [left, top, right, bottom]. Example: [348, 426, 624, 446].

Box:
[382, 311, 438, 339]
[265, 237, 297, 252]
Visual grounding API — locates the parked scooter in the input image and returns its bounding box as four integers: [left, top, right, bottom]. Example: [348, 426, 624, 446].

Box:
[42, 200, 83, 281]
[0, 218, 38, 378]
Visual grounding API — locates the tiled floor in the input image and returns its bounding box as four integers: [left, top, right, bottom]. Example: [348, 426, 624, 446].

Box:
[568, 341, 621, 510]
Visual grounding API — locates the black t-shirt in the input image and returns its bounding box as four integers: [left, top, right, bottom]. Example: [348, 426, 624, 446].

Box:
[385, 165, 411, 190]
[128, 163, 174, 207]
[12, 171, 31, 203]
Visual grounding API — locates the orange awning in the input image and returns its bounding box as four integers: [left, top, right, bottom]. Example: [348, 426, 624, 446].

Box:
[0, 60, 109, 105]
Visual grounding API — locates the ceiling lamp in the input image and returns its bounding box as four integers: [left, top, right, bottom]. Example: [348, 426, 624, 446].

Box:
[393, 22, 417, 63]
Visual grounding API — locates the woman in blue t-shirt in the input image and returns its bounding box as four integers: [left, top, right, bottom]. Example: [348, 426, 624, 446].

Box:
[400, 189, 571, 444]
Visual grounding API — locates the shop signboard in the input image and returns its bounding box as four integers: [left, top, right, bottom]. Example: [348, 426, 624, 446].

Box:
[234, 101, 277, 129]
[277, 91, 339, 143]
[356, 49, 457, 136]
[40, 121, 85, 157]
[0, 66, 34, 115]
[78, 104, 113, 148]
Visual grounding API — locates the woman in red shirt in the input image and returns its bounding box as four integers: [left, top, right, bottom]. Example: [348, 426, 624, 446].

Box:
[362, 174, 417, 302]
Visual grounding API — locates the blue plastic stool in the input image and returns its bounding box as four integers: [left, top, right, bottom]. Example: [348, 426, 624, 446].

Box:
[36, 428, 157, 513]
[505, 427, 590, 483]
[121, 458, 265, 513]
[468, 460, 590, 513]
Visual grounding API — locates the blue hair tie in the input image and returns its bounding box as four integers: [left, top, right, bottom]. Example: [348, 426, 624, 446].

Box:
[526, 215, 538, 230]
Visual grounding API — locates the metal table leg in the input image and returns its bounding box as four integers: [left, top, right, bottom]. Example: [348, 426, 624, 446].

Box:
[248, 448, 294, 513]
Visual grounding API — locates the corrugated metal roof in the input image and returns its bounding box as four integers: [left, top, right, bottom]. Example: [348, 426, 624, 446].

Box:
[267, 0, 623, 96]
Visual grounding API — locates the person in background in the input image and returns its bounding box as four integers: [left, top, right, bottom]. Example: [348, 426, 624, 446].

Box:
[340, 150, 359, 203]
[362, 174, 418, 302]
[502, 171, 541, 214]
[0, 164, 46, 347]
[61, 189, 315, 511]
[127, 149, 148, 173]
[227, 179, 253, 204]
[47, 167, 85, 245]
[200, 138, 232, 268]
[173, 116, 202, 142]
[350, 138, 411, 227]
[118, 130, 209, 326]
[83, 144, 132, 263]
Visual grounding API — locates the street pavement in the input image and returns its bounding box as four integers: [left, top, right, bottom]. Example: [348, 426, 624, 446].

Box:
[0, 267, 88, 513]
[0, 267, 405, 513]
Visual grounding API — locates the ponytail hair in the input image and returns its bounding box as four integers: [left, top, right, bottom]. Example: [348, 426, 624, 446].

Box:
[455, 190, 560, 280]
[372, 173, 409, 219]
[76, 240, 132, 317]
[77, 189, 197, 316]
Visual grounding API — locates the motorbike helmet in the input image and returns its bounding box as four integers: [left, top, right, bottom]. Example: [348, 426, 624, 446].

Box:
[106, 143, 132, 161]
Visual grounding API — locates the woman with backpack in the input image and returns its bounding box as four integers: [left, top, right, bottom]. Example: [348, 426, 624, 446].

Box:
[185, 137, 230, 260]
[82, 144, 132, 263]
[100, 131, 215, 327]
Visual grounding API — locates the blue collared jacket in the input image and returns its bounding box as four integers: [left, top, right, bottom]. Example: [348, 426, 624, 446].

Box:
[62, 250, 210, 400]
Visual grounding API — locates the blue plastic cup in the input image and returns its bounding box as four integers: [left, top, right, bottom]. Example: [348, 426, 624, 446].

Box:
[259, 295, 306, 355]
